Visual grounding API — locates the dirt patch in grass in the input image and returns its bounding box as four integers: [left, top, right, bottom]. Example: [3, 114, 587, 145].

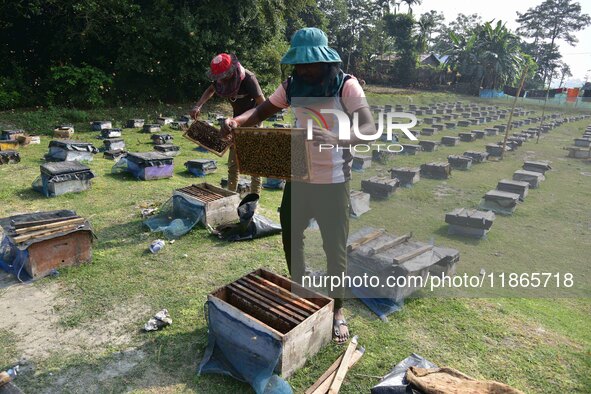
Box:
[0, 280, 150, 362]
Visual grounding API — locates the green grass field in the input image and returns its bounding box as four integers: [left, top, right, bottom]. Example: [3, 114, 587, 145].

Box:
[0, 90, 590, 393]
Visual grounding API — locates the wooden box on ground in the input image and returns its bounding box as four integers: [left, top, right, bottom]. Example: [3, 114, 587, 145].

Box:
[479, 190, 520, 215]
[390, 167, 420, 186]
[220, 178, 252, 198]
[458, 132, 476, 142]
[485, 143, 506, 157]
[0, 140, 20, 151]
[0, 150, 20, 165]
[35, 161, 95, 197]
[350, 190, 371, 217]
[522, 160, 551, 175]
[207, 269, 333, 378]
[184, 159, 217, 177]
[513, 170, 545, 188]
[45, 140, 98, 162]
[125, 152, 174, 180]
[153, 144, 180, 157]
[399, 144, 422, 155]
[565, 146, 591, 159]
[103, 138, 125, 152]
[125, 119, 144, 128]
[445, 208, 495, 238]
[103, 150, 126, 160]
[463, 151, 488, 163]
[496, 179, 529, 200]
[0, 210, 93, 279]
[420, 162, 451, 179]
[233, 127, 310, 181]
[173, 183, 240, 227]
[447, 155, 472, 170]
[418, 140, 439, 152]
[347, 227, 460, 302]
[361, 176, 399, 199]
[441, 136, 460, 146]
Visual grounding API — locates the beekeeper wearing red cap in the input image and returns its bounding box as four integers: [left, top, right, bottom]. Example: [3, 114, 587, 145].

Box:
[190, 53, 264, 194]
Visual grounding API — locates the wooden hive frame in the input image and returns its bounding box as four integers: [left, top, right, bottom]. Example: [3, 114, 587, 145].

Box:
[232, 127, 311, 181]
[183, 120, 231, 157]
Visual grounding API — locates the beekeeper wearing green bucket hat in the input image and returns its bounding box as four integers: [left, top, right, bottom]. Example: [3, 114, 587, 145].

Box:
[222, 27, 376, 344]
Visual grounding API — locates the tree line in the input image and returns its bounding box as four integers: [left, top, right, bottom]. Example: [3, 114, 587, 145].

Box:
[0, 0, 588, 109]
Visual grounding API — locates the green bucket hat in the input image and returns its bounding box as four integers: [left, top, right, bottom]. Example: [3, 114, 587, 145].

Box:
[281, 27, 342, 65]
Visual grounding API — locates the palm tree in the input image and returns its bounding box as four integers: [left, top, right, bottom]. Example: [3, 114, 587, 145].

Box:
[400, 0, 422, 15]
[416, 12, 437, 52]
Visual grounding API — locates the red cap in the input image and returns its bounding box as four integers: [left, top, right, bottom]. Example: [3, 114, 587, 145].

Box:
[209, 53, 233, 77]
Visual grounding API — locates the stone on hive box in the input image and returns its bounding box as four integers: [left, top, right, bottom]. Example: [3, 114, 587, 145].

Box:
[458, 132, 476, 142]
[445, 208, 495, 238]
[91, 121, 112, 131]
[522, 160, 551, 174]
[352, 155, 372, 171]
[479, 190, 520, 215]
[350, 190, 371, 217]
[361, 176, 400, 199]
[462, 151, 488, 163]
[447, 155, 472, 170]
[441, 136, 460, 146]
[418, 140, 439, 152]
[400, 144, 422, 155]
[185, 159, 217, 177]
[420, 162, 451, 179]
[390, 167, 420, 186]
[496, 179, 529, 201]
[126, 119, 145, 128]
[143, 124, 161, 133]
[512, 170, 545, 188]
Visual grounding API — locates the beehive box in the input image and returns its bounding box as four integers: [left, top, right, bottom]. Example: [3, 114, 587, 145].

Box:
[45, 140, 98, 162]
[2, 129, 25, 141]
[574, 138, 591, 147]
[183, 120, 231, 157]
[0, 140, 19, 151]
[458, 132, 476, 142]
[497, 179, 529, 200]
[143, 124, 161, 133]
[233, 127, 310, 180]
[418, 140, 439, 152]
[125, 152, 174, 180]
[522, 160, 551, 174]
[421, 127, 436, 136]
[420, 162, 451, 179]
[53, 125, 74, 138]
[485, 143, 506, 157]
[207, 269, 333, 378]
[91, 121, 112, 131]
[447, 155, 472, 170]
[479, 190, 520, 215]
[441, 136, 460, 146]
[174, 183, 240, 227]
[103, 138, 125, 152]
[390, 167, 420, 186]
[445, 208, 496, 238]
[157, 116, 174, 125]
[0, 150, 20, 165]
[513, 170, 545, 188]
[565, 146, 591, 158]
[220, 178, 252, 198]
[400, 144, 422, 155]
[0, 210, 93, 279]
[36, 161, 95, 197]
[153, 144, 180, 157]
[103, 150, 126, 161]
[101, 128, 122, 138]
[485, 128, 498, 136]
[151, 133, 173, 145]
[185, 159, 217, 177]
[126, 119, 145, 128]
[473, 130, 486, 139]
[361, 176, 399, 199]
[462, 151, 488, 163]
[352, 155, 372, 171]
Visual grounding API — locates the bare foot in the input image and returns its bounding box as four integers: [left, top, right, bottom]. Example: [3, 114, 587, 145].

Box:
[333, 308, 350, 344]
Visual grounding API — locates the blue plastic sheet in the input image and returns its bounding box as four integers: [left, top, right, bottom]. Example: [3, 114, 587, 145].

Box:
[0, 237, 33, 282]
[144, 195, 204, 239]
[198, 301, 292, 394]
[351, 286, 403, 322]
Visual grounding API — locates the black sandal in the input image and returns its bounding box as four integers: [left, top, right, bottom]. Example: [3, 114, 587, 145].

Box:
[333, 318, 349, 344]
